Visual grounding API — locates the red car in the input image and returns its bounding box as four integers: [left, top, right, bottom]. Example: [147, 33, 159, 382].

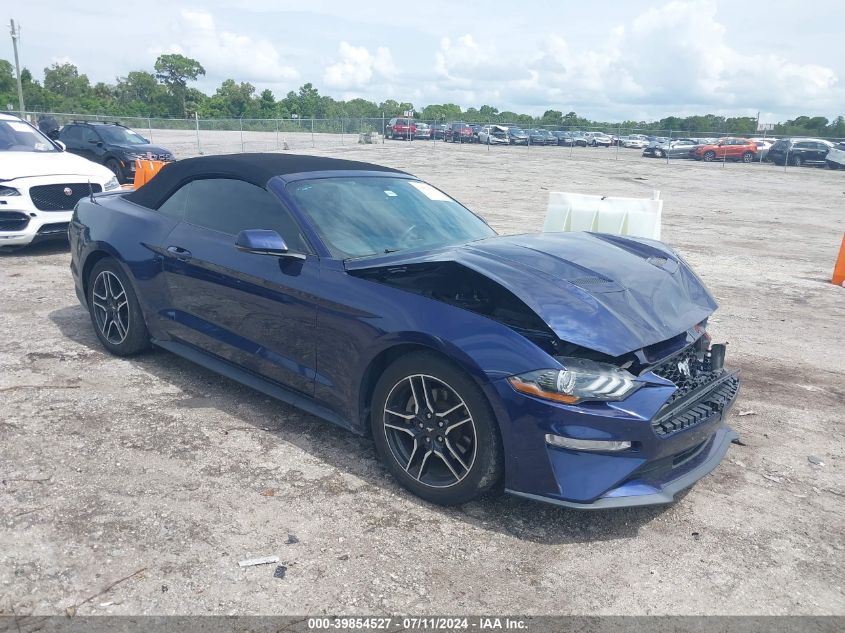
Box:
[385, 117, 416, 140]
[693, 138, 758, 163]
[445, 122, 474, 143]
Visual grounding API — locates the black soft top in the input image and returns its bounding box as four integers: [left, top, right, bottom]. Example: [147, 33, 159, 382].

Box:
[126, 152, 405, 209]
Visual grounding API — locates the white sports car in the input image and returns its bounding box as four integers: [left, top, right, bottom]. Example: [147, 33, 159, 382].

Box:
[0, 113, 119, 250]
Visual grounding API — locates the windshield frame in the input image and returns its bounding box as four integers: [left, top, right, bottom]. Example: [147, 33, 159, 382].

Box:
[272, 172, 496, 261]
[0, 118, 61, 153]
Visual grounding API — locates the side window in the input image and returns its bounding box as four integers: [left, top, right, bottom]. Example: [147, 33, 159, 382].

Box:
[157, 182, 191, 220]
[60, 125, 80, 143]
[183, 179, 309, 252]
[81, 127, 99, 144]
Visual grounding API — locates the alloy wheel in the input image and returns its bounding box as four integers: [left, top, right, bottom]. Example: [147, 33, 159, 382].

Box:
[382, 374, 477, 488]
[92, 270, 130, 345]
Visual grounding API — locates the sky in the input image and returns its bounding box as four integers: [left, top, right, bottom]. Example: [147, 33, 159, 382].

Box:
[5, 0, 843, 122]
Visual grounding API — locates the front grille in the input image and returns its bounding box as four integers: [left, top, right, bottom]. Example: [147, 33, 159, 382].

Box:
[650, 345, 723, 406]
[652, 374, 740, 437]
[0, 211, 30, 232]
[36, 222, 69, 236]
[29, 183, 102, 211]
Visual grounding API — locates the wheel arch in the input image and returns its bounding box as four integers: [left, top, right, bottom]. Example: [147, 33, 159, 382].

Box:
[356, 339, 503, 438]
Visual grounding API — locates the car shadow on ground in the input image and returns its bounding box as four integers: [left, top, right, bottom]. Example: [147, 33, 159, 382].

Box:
[0, 241, 70, 257]
[49, 303, 674, 545]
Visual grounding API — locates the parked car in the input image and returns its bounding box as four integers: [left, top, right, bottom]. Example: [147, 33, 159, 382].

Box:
[622, 135, 649, 149]
[445, 122, 473, 143]
[0, 113, 119, 250]
[526, 129, 547, 145]
[692, 138, 757, 163]
[384, 117, 416, 140]
[536, 129, 557, 145]
[478, 125, 510, 145]
[413, 122, 431, 140]
[642, 138, 700, 159]
[825, 144, 845, 169]
[429, 124, 448, 140]
[766, 138, 833, 167]
[569, 131, 589, 147]
[507, 127, 529, 145]
[583, 132, 613, 147]
[69, 152, 739, 508]
[58, 121, 174, 184]
[748, 139, 772, 161]
[470, 124, 484, 142]
[552, 130, 573, 147]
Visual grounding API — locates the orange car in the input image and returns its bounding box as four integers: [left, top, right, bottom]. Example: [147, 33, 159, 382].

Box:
[692, 137, 758, 163]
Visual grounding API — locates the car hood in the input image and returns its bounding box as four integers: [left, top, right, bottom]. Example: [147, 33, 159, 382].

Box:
[346, 232, 717, 357]
[112, 144, 171, 155]
[0, 150, 115, 182]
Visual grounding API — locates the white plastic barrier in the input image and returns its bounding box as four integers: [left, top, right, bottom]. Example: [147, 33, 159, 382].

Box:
[543, 190, 663, 240]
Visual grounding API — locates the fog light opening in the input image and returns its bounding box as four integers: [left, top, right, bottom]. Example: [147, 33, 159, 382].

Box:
[545, 434, 632, 452]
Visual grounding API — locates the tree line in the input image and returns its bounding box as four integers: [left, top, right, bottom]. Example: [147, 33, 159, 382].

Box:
[1, 53, 843, 137]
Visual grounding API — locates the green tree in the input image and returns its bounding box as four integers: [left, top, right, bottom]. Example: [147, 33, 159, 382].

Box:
[154, 53, 205, 117]
[44, 63, 91, 99]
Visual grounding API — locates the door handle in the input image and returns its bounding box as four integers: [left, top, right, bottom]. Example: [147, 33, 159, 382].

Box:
[166, 245, 192, 261]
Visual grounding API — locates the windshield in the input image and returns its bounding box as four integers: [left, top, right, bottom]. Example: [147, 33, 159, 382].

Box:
[509, 127, 524, 134]
[0, 120, 59, 152]
[97, 126, 148, 145]
[287, 177, 496, 259]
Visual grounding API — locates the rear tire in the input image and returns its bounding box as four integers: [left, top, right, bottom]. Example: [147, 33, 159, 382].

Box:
[370, 352, 503, 506]
[742, 151, 754, 163]
[88, 258, 150, 356]
[793, 155, 804, 167]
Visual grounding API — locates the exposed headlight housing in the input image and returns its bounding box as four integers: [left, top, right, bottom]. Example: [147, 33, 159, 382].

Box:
[0, 185, 21, 197]
[508, 357, 641, 404]
[104, 176, 120, 191]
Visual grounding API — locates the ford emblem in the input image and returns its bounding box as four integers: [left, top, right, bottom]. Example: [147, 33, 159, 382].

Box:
[63, 187, 73, 196]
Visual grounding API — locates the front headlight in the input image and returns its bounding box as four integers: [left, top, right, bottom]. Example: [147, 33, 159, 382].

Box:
[0, 185, 21, 197]
[508, 357, 641, 404]
[104, 176, 120, 191]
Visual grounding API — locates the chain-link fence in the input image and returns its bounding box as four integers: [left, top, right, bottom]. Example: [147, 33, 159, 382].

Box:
[22, 112, 845, 170]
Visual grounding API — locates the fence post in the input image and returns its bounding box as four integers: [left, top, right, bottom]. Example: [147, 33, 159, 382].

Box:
[311, 117, 315, 148]
[341, 118, 344, 145]
[666, 129, 671, 165]
[615, 124, 620, 160]
[239, 117, 244, 152]
[382, 112, 385, 144]
[148, 116, 153, 143]
[276, 118, 279, 150]
[194, 112, 202, 155]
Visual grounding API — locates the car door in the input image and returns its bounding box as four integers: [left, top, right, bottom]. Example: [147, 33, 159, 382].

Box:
[159, 177, 319, 396]
[811, 142, 829, 163]
[77, 126, 104, 164]
[59, 125, 84, 157]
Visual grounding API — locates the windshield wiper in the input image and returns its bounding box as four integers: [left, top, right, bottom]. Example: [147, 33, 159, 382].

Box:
[383, 247, 402, 253]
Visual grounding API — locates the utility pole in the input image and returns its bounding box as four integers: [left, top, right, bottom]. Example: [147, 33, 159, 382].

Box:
[9, 19, 25, 116]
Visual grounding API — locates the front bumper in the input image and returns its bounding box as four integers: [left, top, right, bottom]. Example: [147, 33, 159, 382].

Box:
[495, 365, 740, 509]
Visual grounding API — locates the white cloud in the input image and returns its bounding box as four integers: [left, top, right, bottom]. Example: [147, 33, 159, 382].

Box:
[323, 42, 396, 89]
[421, 0, 841, 118]
[155, 10, 299, 84]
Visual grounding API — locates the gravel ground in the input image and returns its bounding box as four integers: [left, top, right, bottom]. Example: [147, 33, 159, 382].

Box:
[1, 136, 843, 617]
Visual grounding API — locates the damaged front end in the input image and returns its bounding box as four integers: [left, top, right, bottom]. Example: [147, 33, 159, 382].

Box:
[347, 232, 739, 508]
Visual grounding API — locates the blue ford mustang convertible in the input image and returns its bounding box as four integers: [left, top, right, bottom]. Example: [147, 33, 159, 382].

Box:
[69, 153, 739, 508]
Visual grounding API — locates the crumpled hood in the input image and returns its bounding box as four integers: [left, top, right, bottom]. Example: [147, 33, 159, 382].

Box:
[346, 232, 717, 357]
[0, 151, 114, 182]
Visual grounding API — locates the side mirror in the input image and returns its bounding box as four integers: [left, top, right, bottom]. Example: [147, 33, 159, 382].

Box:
[235, 229, 306, 260]
[54, 140, 66, 151]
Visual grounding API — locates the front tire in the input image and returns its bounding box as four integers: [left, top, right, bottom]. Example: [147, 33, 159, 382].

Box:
[793, 155, 803, 167]
[88, 258, 150, 356]
[105, 158, 125, 183]
[370, 352, 503, 505]
[703, 150, 716, 162]
[742, 151, 754, 163]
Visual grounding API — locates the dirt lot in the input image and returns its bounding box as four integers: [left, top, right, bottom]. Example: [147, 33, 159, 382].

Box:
[1, 137, 843, 617]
